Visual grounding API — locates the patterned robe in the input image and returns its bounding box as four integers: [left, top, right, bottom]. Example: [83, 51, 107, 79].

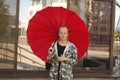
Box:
[47, 41, 78, 80]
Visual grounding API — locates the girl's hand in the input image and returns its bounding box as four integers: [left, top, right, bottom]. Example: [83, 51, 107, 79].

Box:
[57, 55, 68, 62]
[48, 47, 53, 55]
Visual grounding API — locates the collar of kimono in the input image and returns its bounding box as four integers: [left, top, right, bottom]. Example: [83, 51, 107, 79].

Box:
[54, 41, 69, 56]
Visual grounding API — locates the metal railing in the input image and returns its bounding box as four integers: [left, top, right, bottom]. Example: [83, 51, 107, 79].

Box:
[0, 41, 44, 67]
[18, 45, 44, 66]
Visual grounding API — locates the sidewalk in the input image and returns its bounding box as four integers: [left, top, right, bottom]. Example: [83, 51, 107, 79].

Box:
[0, 78, 120, 80]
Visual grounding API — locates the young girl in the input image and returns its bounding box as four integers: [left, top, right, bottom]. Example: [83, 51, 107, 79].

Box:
[47, 27, 78, 80]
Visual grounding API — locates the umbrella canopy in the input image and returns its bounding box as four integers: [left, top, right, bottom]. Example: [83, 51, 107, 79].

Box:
[27, 7, 89, 62]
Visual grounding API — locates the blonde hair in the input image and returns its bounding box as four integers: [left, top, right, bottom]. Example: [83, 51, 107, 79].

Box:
[59, 26, 68, 32]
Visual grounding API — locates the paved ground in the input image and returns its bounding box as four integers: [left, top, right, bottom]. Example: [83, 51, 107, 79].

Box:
[0, 78, 120, 80]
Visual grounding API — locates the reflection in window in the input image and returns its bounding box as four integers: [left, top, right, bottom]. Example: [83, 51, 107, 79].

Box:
[86, 0, 112, 70]
[18, 0, 67, 70]
[0, 0, 16, 69]
[68, 0, 112, 70]
[90, 1, 111, 47]
[18, 0, 114, 71]
[113, 4, 120, 72]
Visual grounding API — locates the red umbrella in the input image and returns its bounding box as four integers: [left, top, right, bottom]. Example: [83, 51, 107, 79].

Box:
[27, 7, 89, 62]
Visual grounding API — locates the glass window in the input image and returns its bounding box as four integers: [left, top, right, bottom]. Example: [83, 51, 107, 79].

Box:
[0, 0, 17, 69]
[68, 0, 113, 70]
[18, 0, 67, 70]
[113, 3, 120, 73]
[18, 0, 114, 71]
[85, 0, 112, 70]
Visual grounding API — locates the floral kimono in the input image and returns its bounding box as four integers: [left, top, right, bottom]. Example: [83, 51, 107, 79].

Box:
[47, 41, 78, 80]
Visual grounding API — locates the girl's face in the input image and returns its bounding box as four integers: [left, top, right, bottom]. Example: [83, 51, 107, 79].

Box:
[58, 27, 68, 41]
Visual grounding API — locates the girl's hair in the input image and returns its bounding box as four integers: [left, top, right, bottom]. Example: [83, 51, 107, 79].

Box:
[59, 26, 68, 32]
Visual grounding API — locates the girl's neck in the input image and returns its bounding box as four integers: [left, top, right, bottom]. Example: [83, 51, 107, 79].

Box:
[58, 40, 67, 46]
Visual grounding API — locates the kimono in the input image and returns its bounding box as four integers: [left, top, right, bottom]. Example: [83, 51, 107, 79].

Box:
[47, 41, 78, 80]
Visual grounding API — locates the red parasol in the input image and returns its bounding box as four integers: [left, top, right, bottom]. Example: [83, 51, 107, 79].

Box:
[27, 7, 89, 62]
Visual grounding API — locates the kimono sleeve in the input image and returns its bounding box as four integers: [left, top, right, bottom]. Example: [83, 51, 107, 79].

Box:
[47, 42, 57, 63]
[66, 44, 78, 66]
